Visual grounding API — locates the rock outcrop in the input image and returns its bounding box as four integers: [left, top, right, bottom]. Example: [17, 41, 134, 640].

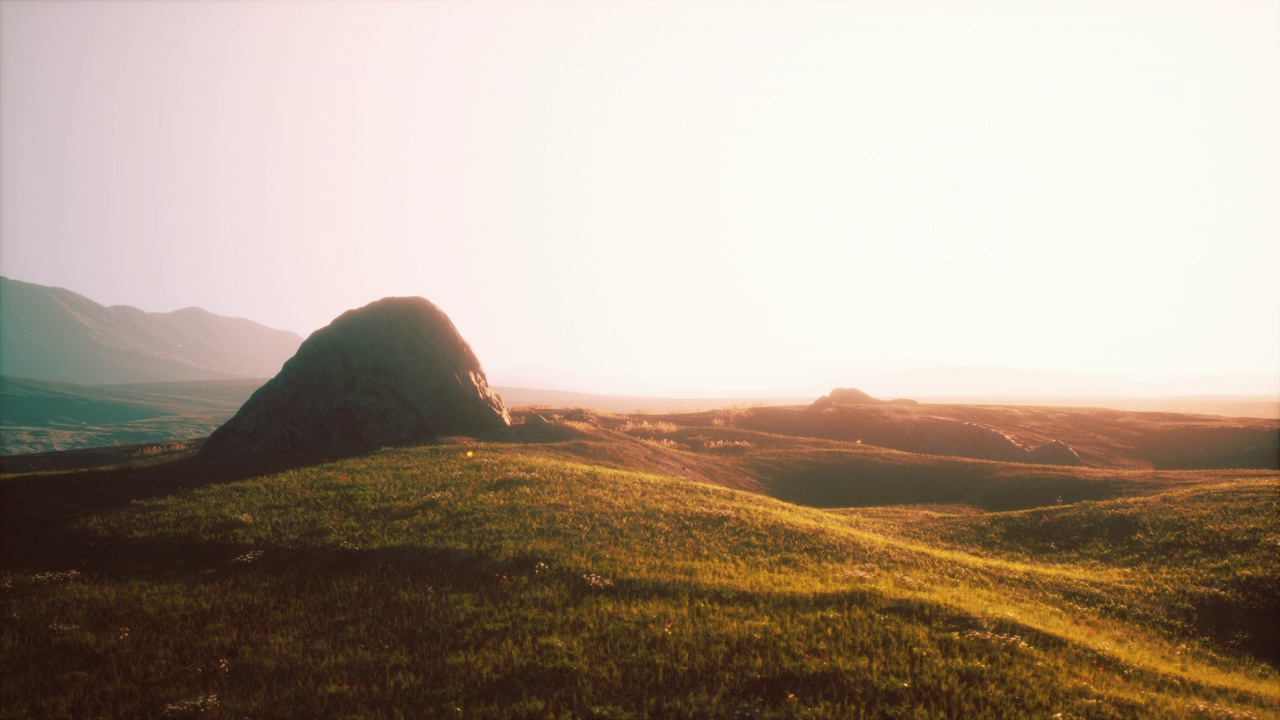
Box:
[202, 297, 509, 456]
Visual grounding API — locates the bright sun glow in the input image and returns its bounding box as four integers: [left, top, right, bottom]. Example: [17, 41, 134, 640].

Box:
[2, 1, 1277, 395]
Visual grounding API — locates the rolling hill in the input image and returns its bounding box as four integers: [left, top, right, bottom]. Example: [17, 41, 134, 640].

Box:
[727, 404, 1280, 470]
[2, 415, 1276, 718]
[0, 277, 302, 384]
[5, 375, 1278, 472]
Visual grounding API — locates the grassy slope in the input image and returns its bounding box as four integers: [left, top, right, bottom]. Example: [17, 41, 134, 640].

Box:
[2, 425, 1277, 719]
[686, 404, 1279, 471]
[0, 376, 264, 455]
[867, 482, 1280, 666]
[572, 418, 1268, 510]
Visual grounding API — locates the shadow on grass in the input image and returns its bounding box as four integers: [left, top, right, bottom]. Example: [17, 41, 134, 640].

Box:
[0, 424, 592, 571]
[756, 453, 1135, 511]
[0, 440, 394, 569]
[10, 522, 1279, 694]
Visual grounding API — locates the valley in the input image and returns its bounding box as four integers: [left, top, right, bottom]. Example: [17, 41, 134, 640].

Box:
[0, 376, 265, 456]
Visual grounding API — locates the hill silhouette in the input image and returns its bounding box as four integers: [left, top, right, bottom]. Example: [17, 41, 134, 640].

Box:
[0, 277, 301, 384]
[827, 387, 881, 405]
[202, 297, 510, 456]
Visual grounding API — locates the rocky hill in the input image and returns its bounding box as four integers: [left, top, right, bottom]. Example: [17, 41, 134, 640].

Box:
[202, 297, 510, 456]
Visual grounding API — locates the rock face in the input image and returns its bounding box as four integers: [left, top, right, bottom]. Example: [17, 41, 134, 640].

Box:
[202, 297, 510, 457]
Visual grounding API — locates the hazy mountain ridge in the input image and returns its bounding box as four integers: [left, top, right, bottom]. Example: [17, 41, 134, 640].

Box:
[0, 277, 302, 384]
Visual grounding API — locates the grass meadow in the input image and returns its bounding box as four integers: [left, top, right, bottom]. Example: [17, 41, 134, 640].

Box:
[2, 426, 1277, 718]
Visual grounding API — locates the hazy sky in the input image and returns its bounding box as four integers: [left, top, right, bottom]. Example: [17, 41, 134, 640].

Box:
[2, 1, 1278, 394]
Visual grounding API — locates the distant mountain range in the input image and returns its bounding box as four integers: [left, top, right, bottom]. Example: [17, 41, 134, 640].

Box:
[0, 277, 302, 384]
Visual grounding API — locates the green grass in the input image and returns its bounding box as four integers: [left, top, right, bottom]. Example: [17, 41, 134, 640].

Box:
[3, 430, 1278, 719]
[873, 480, 1280, 668]
[1, 375, 263, 455]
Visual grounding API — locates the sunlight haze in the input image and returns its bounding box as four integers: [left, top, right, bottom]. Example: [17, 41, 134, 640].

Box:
[2, 0, 1277, 395]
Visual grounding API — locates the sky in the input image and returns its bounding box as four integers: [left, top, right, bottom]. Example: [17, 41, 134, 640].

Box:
[2, 1, 1278, 395]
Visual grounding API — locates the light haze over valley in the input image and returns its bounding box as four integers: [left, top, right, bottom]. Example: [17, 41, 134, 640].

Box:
[2, 0, 1277, 398]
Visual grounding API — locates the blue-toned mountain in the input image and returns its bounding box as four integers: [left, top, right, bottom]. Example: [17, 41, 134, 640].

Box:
[0, 277, 301, 384]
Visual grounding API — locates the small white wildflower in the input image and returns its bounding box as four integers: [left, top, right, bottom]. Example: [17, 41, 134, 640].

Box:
[582, 573, 614, 589]
[162, 694, 219, 715]
[842, 564, 875, 580]
[963, 629, 1031, 650]
[32, 570, 81, 584]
